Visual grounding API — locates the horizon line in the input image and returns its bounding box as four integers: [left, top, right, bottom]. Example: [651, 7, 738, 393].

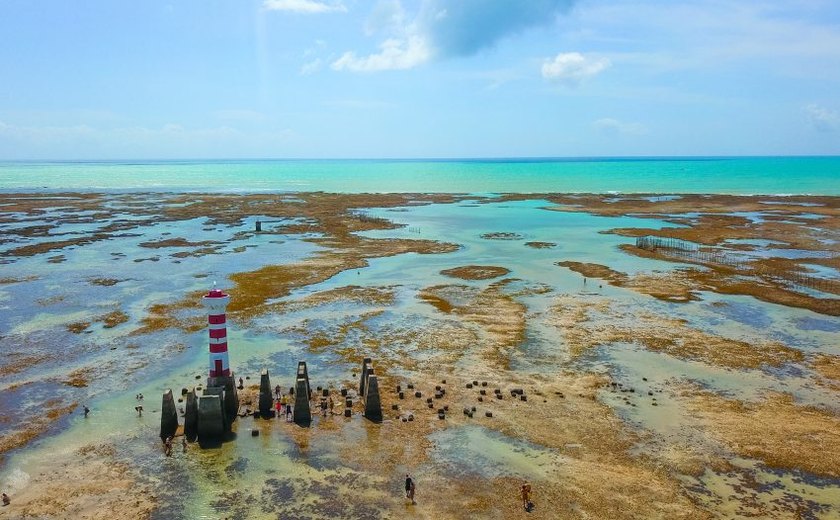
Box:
[2, 154, 840, 163]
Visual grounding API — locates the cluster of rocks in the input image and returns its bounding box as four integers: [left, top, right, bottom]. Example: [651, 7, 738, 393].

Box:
[605, 376, 663, 407]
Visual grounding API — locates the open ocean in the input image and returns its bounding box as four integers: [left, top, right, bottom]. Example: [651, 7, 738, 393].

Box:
[1, 156, 839, 194]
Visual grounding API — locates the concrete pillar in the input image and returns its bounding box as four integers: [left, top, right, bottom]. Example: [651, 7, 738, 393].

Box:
[359, 357, 371, 396]
[364, 375, 383, 423]
[255, 220, 261, 232]
[197, 394, 224, 443]
[259, 369, 273, 418]
[184, 389, 198, 442]
[297, 361, 311, 399]
[160, 389, 178, 441]
[208, 374, 239, 425]
[293, 377, 311, 426]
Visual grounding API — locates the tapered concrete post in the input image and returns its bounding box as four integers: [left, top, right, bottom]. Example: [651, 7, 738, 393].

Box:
[197, 394, 224, 442]
[208, 374, 239, 425]
[364, 375, 382, 423]
[359, 357, 372, 396]
[259, 369, 273, 418]
[184, 389, 198, 442]
[293, 377, 311, 426]
[160, 389, 178, 441]
[297, 361, 311, 399]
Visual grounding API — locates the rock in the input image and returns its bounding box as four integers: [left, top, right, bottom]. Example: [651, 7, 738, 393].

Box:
[396, 385, 401, 393]
[463, 407, 470, 415]
[485, 411, 493, 418]
[520, 395, 527, 402]
[652, 402, 658, 406]
[408, 414, 414, 421]
[481, 382, 488, 387]
[443, 405, 449, 411]
[478, 397, 483, 402]
[442, 379, 447, 384]
[426, 397, 433, 404]
[648, 391, 653, 396]
[466, 383, 473, 389]
[346, 398, 353, 407]
[317, 386, 322, 392]
[496, 394, 503, 400]
[642, 377, 648, 381]
[435, 385, 441, 391]
[415, 391, 422, 398]
[407, 383, 414, 389]
[399, 392, 405, 399]
[341, 388, 348, 397]
[472, 380, 478, 386]
[471, 406, 476, 412]
[251, 429, 259, 437]
[344, 408, 352, 417]
[428, 403, 434, 409]
[195, 375, 201, 380]
[438, 413, 445, 420]
[322, 389, 329, 397]
[391, 404, 399, 410]
[480, 389, 487, 395]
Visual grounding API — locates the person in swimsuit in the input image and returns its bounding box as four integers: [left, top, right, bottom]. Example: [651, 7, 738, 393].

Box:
[521, 483, 532, 511]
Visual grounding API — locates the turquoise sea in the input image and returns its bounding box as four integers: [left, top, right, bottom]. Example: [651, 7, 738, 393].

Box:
[1, 156, 839, 194]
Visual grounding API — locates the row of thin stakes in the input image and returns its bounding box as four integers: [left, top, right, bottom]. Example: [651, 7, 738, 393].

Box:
[635, 235, 837, 294]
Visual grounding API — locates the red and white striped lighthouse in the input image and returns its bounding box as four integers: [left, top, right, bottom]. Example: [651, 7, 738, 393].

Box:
[202, 286, 231, 378]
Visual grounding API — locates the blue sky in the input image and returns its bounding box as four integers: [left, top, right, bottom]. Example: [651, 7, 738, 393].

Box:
[0, 0, 839, 159]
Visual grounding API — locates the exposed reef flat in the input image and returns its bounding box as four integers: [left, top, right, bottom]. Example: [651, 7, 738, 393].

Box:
[1, 191, 838, 519]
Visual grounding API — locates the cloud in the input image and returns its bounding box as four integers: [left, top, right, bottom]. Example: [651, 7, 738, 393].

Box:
[331, 36, 431, 72]
[333, 0, 575, 72]
[300, 58, 323, 75]
[421, 0, 575, 58]
[262, 0, 346, 14]
[804, 104, 839, 132]
[592, 118, 646, 136]
[542, 52, 610, 86]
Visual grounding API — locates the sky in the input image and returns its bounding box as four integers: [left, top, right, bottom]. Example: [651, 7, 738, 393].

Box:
[0, 0, 839, 159]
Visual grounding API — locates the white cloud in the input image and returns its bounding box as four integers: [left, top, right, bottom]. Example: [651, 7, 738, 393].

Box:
[804, 104, 839, 132]
[542, 52, 610, 86]
[262, 0, 346, 14]
[331, 36, 431, 72]
[300, 58, 322, 75]
[592, 118, 646, 136]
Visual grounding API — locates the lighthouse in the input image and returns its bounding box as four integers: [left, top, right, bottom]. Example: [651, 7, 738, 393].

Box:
[202, 286, 231, 378]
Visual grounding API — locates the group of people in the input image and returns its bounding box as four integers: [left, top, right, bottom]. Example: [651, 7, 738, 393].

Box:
[401, 475, 533, 512]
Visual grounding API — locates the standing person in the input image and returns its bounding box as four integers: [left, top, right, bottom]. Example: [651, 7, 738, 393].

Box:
[135, 405, 143, 417]
[405, 474, 416, 504]
[286, 404, 293, 422]
[83, 406, 90, 418]
[2, 493, 10, 506]
[164, 436, 173, 457]
[281, 393, 288, 413]
[275, 399, 282, 418]
[328, 396, 334, 415]
[521, 483, 532, 512]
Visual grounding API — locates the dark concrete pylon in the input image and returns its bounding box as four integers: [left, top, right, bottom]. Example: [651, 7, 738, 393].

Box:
[160, 389, 178, 441]
[293, 377, 311, 425]
[184, 389, 198, 441]
[259, 369, 273, 418]
[364, 374, 383, 423]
